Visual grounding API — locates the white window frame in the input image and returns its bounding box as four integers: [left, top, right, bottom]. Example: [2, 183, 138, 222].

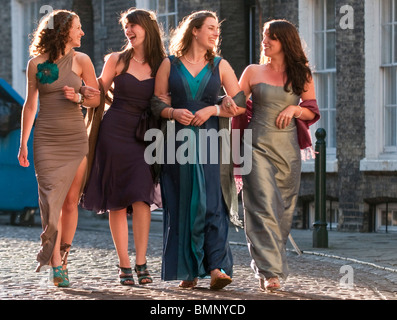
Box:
[299, 0, 338, 173]
[11, 0, 41, 98]
[308, 200, 340, 230]
[361, 0, 397, 171]
[136, 0, 178, 50]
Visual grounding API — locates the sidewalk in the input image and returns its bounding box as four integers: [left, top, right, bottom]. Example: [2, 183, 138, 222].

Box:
[0, 209, 396, 304]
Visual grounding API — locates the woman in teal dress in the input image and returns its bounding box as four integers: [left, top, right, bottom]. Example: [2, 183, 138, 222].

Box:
[232, 19, 320, 291]
[151, 10, 246, 290]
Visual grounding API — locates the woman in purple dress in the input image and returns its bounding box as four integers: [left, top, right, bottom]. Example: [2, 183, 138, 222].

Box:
[81, 8, 165, 285]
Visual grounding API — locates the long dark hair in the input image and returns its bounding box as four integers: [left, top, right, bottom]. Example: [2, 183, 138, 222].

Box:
[116, 8, 166, 77]
[30, 10, 78, 62]
[260, 19, 312, 96]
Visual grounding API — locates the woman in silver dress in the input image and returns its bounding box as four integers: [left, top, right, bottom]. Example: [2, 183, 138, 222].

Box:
[231, 19, 320, 291]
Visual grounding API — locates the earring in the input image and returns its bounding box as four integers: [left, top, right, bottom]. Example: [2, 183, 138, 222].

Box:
[195, 36, 198, 40]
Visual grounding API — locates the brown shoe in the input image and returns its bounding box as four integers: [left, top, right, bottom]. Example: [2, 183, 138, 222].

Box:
[210, 269, 232, 290]
[179, 278, 198, 289]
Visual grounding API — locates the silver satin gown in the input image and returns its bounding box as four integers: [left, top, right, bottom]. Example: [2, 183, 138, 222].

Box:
[242, 83, 300, 280]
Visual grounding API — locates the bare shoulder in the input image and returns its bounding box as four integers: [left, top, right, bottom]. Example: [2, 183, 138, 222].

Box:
[29, 55, 48, 69]
[241, 64, 262, 78]
[246, 63, 263, 73]
[219, 58, 236, 70]
[74, 51, 93, 64]
[158, 57, 171, 72]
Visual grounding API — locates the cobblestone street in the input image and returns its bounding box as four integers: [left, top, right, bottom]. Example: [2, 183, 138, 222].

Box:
[0, 212, 396, 307]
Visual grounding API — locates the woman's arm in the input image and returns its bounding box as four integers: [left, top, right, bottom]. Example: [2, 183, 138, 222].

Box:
[191, 59, 246, 126]
[18, 59, 39, 167]
[218, 64, 254, 117]
[63, 52, 100, 107]
[79, 53, 100, 107]
[154, 58, 194, 125]
[275, 77, 317, 129]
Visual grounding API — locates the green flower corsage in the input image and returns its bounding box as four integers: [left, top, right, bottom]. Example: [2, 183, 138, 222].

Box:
[36, 60, 59, 84]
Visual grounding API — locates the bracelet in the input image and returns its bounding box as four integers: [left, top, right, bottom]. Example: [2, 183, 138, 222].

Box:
[77, 93, 84, 105]
[294, 106, 303, 119]
[168, 107, 174, 121]
[171, 108, 175, 120]
[215, 104, 220, 116]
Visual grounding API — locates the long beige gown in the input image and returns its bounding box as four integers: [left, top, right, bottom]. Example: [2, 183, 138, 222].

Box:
[242, 83, 300, 280]
[33, 49, 87, 271]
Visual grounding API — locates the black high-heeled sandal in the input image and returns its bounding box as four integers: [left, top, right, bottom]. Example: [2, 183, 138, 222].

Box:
[134, 262, 153, 284]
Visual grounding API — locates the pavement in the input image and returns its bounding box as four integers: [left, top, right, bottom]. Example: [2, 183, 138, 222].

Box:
[0, 208, 396, 311]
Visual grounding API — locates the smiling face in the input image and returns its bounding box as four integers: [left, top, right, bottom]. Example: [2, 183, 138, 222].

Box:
[68, 16, 84, 48]
[193, 17, 220, 50]
[262, 27, 283, 59]
[124, 22, 146, 48]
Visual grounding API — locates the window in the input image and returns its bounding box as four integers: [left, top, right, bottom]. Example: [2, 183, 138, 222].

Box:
[312, 0, 336, 151]
[361, 0, 397, 171]
[382, 0, 397, 152]
[11, 0, 41, 97]
[308, 200, 339, 230]
[376, 203, 397, 232]
[136, 0, 178, 50]
[299, 0, 338, 173]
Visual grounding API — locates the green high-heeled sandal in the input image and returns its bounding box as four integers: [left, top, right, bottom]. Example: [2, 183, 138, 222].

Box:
[117, 265, 135, 286]
[60, 243, 71, 280]
[52, 266, 69, 287]
[134, 262, 153, 285]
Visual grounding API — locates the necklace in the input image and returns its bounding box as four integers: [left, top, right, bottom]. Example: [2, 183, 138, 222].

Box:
[132, 55, 145, 64]
[184, 55, 204, 65]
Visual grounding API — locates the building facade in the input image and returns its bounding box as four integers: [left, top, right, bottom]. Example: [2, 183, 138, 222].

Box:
[1, 0, 396, 232]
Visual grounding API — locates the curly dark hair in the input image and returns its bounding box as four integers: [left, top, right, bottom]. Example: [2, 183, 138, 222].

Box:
[260, 19, 312, 96]
[30, 10, 78, 63]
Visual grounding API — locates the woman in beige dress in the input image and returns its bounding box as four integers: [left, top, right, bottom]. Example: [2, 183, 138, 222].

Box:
[227, 19, 320, 291]
[18, 10, 99, 286]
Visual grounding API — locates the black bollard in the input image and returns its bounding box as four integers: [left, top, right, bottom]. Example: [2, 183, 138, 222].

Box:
[313, 128, 328, 248]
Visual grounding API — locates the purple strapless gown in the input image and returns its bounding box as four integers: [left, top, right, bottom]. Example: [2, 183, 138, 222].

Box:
[81, 73, 157, 213]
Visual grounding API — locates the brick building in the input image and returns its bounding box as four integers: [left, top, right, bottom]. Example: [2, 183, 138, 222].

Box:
[1, 0, 396, 233]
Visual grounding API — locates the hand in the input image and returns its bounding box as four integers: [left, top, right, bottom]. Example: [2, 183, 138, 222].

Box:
[190, 107, 213, 126]
[173, 108, 195, 126]
[276, 105, 298, 129]
[18, 145, 29, 167]
[63, 86, 78, 102]
[221, 96, 238, 116]
[80, 86, 100, 99]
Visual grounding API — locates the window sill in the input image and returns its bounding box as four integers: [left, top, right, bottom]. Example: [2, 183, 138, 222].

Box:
[301, 158, 338, 173]
[360, 159, 397, 171]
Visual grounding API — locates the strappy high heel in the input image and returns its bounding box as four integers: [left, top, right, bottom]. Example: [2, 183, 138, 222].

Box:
[60, 242, 71, 279]
[52, 266, 69, 287]
[259, 277, 281, 291]
[117, 265, 135, 285]
[134, 262, 153, 284]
